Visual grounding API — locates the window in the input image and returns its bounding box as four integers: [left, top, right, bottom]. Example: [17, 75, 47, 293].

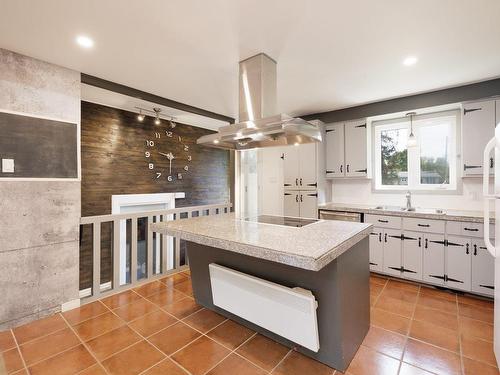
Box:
[373, 110, 459, 191]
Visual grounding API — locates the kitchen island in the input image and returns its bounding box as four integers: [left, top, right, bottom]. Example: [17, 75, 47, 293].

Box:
[150, 213, 372, 372]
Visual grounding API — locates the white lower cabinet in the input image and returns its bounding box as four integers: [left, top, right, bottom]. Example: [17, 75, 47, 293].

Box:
[471, 239, 495, 296]
[382, 229, 402, 277]
[422, 233, 446, 286]
[446, 235, 471, 292]
[368, 229, 383, 272]
[284, 192, 300, 217]
[402, 231, 423, 281]
[283, 191, 318, 218]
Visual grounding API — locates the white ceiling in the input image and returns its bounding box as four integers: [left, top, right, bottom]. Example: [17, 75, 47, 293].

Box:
[1, 0, 499, 121]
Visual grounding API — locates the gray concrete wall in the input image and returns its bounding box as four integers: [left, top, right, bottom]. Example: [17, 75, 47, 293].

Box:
[0, 49, 81, 329]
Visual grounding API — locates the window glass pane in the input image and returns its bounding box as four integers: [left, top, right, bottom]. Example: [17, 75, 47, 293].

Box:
[380, 127, 408, 185]
[419, 122, 451, 184]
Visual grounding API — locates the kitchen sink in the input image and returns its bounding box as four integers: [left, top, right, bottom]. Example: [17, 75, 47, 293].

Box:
[372, 205, 445, 214]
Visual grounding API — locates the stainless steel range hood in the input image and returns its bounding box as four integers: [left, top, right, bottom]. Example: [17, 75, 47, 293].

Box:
[197, 53, 322, 150]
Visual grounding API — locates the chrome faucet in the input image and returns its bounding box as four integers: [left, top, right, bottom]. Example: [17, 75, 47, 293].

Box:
[405, 191, 414, 211]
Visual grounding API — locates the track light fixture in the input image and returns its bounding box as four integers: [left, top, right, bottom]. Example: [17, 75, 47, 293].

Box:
[169, 119, 176, 128]
[153, 108, 161, 125]
[137, 109, 144, 122]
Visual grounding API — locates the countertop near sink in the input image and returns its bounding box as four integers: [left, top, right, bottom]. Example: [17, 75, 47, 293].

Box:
[318, 202, 494, 224]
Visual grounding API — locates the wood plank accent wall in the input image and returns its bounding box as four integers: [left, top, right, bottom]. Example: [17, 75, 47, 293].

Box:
[80, 101, 230, 289]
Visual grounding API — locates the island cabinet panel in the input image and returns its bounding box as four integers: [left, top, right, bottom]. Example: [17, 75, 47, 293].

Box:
[382, 229, 402, 277]
[402, 231, 423, 281]
[369, 230, 383, 272]
[186, 239, 370, 373]
[422, 233, 446, 285]
[471, 239, 495, 296]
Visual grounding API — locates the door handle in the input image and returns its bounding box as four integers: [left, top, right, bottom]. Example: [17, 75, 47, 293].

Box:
[466, 243, 469, 255]
[418, 237, 421, 247]
[340, 165, 343, 173]
[425, 238, 428, 249]
[473, 244, 477, 256]
[299, 178, 302, 186]
[483, 136, 497, 258]
[295, 178, 298, 186]
[295, 195, 298, 202]
[384, 233, 387, 243]
[300, 194, 303, 202]
[378, 233, 382, 242]
[346, 164, 350, 173]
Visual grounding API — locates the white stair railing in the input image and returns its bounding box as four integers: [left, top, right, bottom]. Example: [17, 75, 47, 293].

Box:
[79, 203, 232, 302]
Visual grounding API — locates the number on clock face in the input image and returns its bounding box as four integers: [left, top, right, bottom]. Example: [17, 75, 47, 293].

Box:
[144, 126, 192, 182]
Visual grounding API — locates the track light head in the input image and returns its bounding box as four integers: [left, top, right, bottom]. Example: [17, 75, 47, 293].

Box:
[169, 119, 176, 128]
[137, 109, 145, 122]
[153, 108, 161, 125]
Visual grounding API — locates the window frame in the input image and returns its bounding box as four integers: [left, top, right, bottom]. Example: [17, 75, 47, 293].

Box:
[372, 110, 461, 193]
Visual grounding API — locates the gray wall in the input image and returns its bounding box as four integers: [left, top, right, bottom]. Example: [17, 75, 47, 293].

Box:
[0, 49, 81, 329]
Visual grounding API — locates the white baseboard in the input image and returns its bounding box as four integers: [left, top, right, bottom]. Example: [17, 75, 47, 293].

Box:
[61, 298, 81, 312]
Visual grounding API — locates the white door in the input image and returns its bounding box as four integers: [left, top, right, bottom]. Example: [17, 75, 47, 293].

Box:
[369, 229, 383, 272]
[298, 143, 317, 190]
[283, 145, 300, 189]
[422, 233, 446, 285]
[344, 120, 367, 177]
[446, 235, 471, 292]
[402, 231, 423, 281]
[382, 229, 402, 277]
[462, 100, 495, 175]
[299, 191, 318, 219]
[325, 123, 344, 177]
[471, 239, 495, 297]
[284, 192, 300, 217]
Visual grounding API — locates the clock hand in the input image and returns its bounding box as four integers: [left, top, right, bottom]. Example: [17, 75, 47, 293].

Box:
[158, 152, 169, 157]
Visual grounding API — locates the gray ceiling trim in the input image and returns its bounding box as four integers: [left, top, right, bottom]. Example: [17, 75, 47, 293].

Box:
[303, 77, 500, 123]
[81, 73, 235, 124]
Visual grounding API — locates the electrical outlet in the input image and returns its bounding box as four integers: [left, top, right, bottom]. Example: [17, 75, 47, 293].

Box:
[1, 158, 14, 173]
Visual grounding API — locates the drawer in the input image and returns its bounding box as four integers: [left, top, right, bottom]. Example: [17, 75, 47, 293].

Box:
[403, 218, 445, 233]
[364, 214, 401, 229]
[446, 221, 462, 236]
[446, 221, 494, 238]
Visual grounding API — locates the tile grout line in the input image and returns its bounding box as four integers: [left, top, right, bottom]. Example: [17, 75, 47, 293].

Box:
[456, 292, 466, 375]
[269, 348, 293, 374]
[397, 283, 420, 375]
[10, 328, 29, 374]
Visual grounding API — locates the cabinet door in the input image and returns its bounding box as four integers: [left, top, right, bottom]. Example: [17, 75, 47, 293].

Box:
[462, 100, 495, 175]
[471, 239, 494, 296]
[325, 123, 344, 177]
[422, 233, 446, 285]
[402, 231, 423, 281]
[298, 143, 317, 189]
[299, 191, 318, 219]
[283, 192, 300, 217]
[283, 145, 300, 189]
[344, 120, 367, 177]
[369, 229, 383, 272]
[382, 229, 402, 277]
[446, 235, 471, 292]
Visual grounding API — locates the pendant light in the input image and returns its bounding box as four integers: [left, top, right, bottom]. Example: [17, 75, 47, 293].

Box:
[406, 112, 417, 148]
[153, 108, 161, 125]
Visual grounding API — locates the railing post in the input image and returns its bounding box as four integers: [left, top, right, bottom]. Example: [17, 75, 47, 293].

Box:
[93, 222, 101, 298]
[147, 216, 153, 278]
[131, 217, 138, 284]
[113, 219, 121, 289]
[161, 214, 169, 274]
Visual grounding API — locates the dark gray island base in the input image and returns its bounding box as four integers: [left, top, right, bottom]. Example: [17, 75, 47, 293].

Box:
[187, 237, 370, 372]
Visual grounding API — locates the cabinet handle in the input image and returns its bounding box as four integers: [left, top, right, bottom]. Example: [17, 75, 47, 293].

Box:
[466, 243, 469, 255]
[295, 195, 298, 202]
[326, 170, 334, 174]
[347, 164, 350, 173]
[464, 227, 479, 232]
[473, 244, 477, 256]
[340, 165, 343, 173]
[378, 219, 389, 223]
[418, 237, 421, 247]
[490, 157, 494, 169]
[300, 178, 302, 186]
[379, 233, 382, 242]
[464, 164, 481, 170]
[425, 238, 428, 249]
[417, 224, 430, 227]
[300, 194, 303, 202]
[463, 107, 482, 115]
[384, 233, 387, 243]
[295, 178, 298, 186]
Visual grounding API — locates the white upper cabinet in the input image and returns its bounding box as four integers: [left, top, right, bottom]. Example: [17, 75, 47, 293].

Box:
[283, 145, 300, 188]
[298, 143, 317, 189]
[325, 123, 344, 177]
[283, 144, 317, 190]
[462, 100, 496, 175]
[344, 120, 368, 177]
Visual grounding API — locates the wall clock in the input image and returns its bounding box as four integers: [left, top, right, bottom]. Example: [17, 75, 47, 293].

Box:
[144, 124, 192, 182]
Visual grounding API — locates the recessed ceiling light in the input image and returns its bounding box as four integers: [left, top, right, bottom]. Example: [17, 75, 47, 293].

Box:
[76, 35, 94, 49]
[403, 56, 418, 66]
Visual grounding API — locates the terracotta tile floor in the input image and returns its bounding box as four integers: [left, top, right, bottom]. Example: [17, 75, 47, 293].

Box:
[0, 271, 497, 375]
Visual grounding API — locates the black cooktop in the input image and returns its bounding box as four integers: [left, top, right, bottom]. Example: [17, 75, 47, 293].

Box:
[245, 215, 319, 227]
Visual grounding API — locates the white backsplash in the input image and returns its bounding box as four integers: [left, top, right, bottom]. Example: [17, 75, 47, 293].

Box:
[330, 178, 491, 212]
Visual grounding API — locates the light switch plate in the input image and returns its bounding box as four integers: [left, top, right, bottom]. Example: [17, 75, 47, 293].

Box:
[2, 158, 14, 173]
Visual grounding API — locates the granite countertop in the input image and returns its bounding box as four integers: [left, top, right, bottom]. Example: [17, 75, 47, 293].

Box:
[318, 202, 494, 224]
[150, 213, 372, 271]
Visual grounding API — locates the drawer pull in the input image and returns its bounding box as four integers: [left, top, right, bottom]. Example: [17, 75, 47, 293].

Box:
[378, 219, 389, 223]
[417, 224, 430, 227]
[464, 227, 479, 232]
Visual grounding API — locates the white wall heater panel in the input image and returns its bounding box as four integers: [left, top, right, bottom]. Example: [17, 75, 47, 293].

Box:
[209, 263, 320, 352]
